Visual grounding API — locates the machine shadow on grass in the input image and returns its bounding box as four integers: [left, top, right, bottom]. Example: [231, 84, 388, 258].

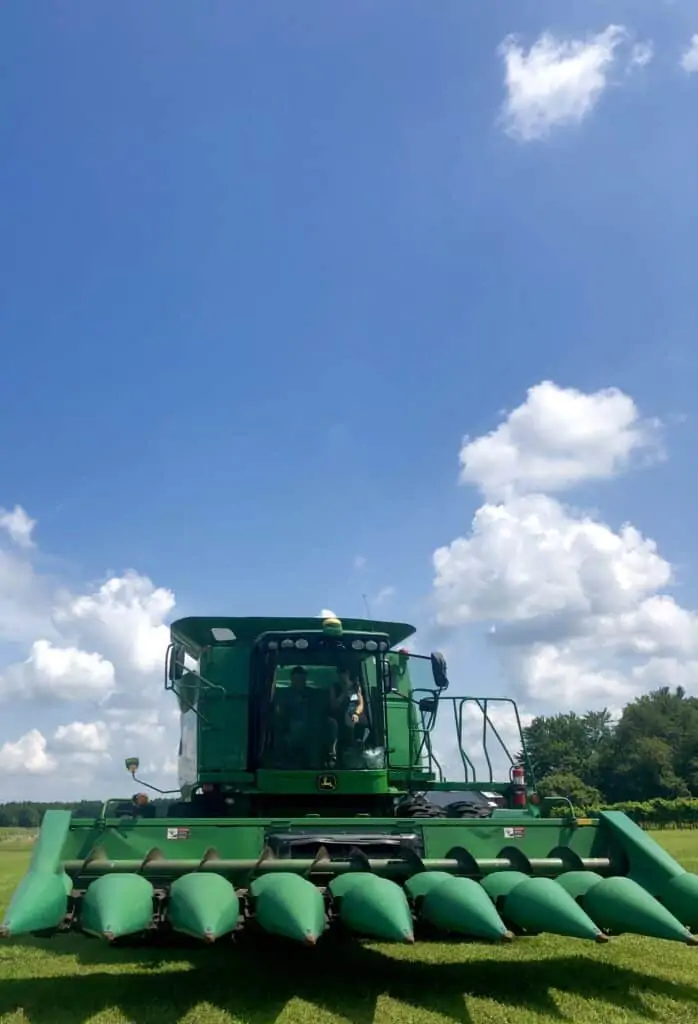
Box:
[1, 934, 698, 1024]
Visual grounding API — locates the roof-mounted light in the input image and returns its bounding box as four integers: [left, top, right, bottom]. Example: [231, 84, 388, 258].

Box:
[211, 627, 236, 642]
[322, 616, 343, 636]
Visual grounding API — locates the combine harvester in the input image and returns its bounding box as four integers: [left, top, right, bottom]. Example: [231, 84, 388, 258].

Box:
[4, 614, 698, 948]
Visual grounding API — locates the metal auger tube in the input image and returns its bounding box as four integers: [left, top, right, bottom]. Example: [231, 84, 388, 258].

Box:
[63, 855, 614, 880]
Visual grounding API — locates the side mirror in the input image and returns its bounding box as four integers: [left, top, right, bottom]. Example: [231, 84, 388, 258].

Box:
[125, 757, 139, 775]
[430, 651, 449, 691]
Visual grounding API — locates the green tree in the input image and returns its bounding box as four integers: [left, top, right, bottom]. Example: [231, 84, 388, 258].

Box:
[598, 686, 698, 801]
[536, 771, 602, 808]
[602, 735, 689, 802]
[521, 709, 613, 790]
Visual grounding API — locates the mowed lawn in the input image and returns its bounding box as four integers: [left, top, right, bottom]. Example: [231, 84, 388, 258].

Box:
[2, 828, 698, 1023]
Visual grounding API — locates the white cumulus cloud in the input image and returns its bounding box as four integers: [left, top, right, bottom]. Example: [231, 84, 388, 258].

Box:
[432, 380, 698, 717]
[0, 547, 55, 644]
[0, 505, 36, 549]
[0, 640, 116, 703]
[433, 493, 671, 627]
[0, 525, 181, 795]
[53, 720, 110, 753]
[53, 571, 174, 678]
[52, 720, 112, 768]
[498, 25, 653, 141]
[459, 380, 661, 500]
[0, 729, 57, 776]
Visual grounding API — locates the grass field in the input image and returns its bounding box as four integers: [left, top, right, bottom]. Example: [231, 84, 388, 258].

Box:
[2, 828, 698, 1023]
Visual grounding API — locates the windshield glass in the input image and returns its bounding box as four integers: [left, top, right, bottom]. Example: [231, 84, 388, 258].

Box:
[263, 653, 386, 771]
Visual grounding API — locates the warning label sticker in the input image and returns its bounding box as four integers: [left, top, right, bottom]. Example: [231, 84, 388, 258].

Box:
[166, 827, 191, 840]
[503, 826, 526, 839]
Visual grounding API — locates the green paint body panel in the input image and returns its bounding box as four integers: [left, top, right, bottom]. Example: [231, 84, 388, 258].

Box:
[500, 876, 604, 942]
[556, 871, 693, 944]
[6, 615, 698, 949]
[168, 873, 240, 941]
[254, 770, 390, 795]
[81, 874, 155, 940]
[0, 808, 73, 936]
[405, 871, 511, 941]
[56, 813, 607, 876]
[171, 616, 416, 652]
[329, 874, 414, 943]
[1, 873, 70, 936]
[250, 874, 326, 944]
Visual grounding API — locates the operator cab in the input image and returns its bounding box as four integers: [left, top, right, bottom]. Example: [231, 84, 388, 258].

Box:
[155, 613, 534, 819]
[250, 617, 390, 772]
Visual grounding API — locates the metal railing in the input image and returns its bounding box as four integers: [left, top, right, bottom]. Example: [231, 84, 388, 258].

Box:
[385, 685, 531, 787]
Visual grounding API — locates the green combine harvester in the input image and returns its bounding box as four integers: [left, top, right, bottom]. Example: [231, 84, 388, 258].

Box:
[4, 614, 698, 948]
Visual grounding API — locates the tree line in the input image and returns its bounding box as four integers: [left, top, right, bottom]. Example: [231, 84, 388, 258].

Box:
[0, 799, 169, 828]
[520, 684, 698, 807]
[0, 801, 103, 828]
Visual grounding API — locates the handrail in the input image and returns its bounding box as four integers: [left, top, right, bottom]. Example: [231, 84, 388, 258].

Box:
[404, 690, 531, 787]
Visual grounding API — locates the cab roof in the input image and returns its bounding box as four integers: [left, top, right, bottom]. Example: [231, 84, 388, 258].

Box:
[170, 615, 416, 653]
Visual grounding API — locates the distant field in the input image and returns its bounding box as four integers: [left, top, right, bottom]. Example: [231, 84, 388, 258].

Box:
[0, 829, 36, 848]
[1, 828, 698, 1023]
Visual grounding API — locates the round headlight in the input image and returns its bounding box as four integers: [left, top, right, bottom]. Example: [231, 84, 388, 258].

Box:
[295, 638, 309, 649]
[351, 639, 365, 650]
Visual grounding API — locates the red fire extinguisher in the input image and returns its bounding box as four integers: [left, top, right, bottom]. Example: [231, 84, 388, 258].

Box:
[511, 765, 527, 807]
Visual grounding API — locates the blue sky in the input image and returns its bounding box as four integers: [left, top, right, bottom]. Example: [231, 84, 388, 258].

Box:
[1, 2, 697, 797]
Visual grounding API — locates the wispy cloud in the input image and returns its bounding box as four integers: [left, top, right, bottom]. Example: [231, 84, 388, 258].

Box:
[680, 34, 698, 73]
[498, 25, 653, 142]
[630, 40, 654, 69]
[373, 585, 396, 608]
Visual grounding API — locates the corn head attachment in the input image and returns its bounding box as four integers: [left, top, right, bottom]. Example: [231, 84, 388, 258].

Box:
[4, 614, 698, 948]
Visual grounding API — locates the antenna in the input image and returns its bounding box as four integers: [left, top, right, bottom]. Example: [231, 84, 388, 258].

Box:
[362, 593, 372, 618]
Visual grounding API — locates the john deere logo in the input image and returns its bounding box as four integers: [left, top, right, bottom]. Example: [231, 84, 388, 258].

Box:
[318, 773, 337, 791]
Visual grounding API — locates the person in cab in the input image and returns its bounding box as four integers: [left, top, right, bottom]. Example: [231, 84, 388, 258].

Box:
[329, 667, 368, 764]
[274, 665, 337, 768]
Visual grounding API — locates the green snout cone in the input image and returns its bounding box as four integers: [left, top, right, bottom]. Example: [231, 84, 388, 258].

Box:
[657, 872, 698, 931]
[81, 874, 155, 940]
[480, 871, 604, 942]
[0, 871, 71, 937]
[250, 873, 326, 945]
[168, 873, 240, 942]
[330, 874, 414, 943]
[406, 871, 511, 941]
[557, 872, 695, 944]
